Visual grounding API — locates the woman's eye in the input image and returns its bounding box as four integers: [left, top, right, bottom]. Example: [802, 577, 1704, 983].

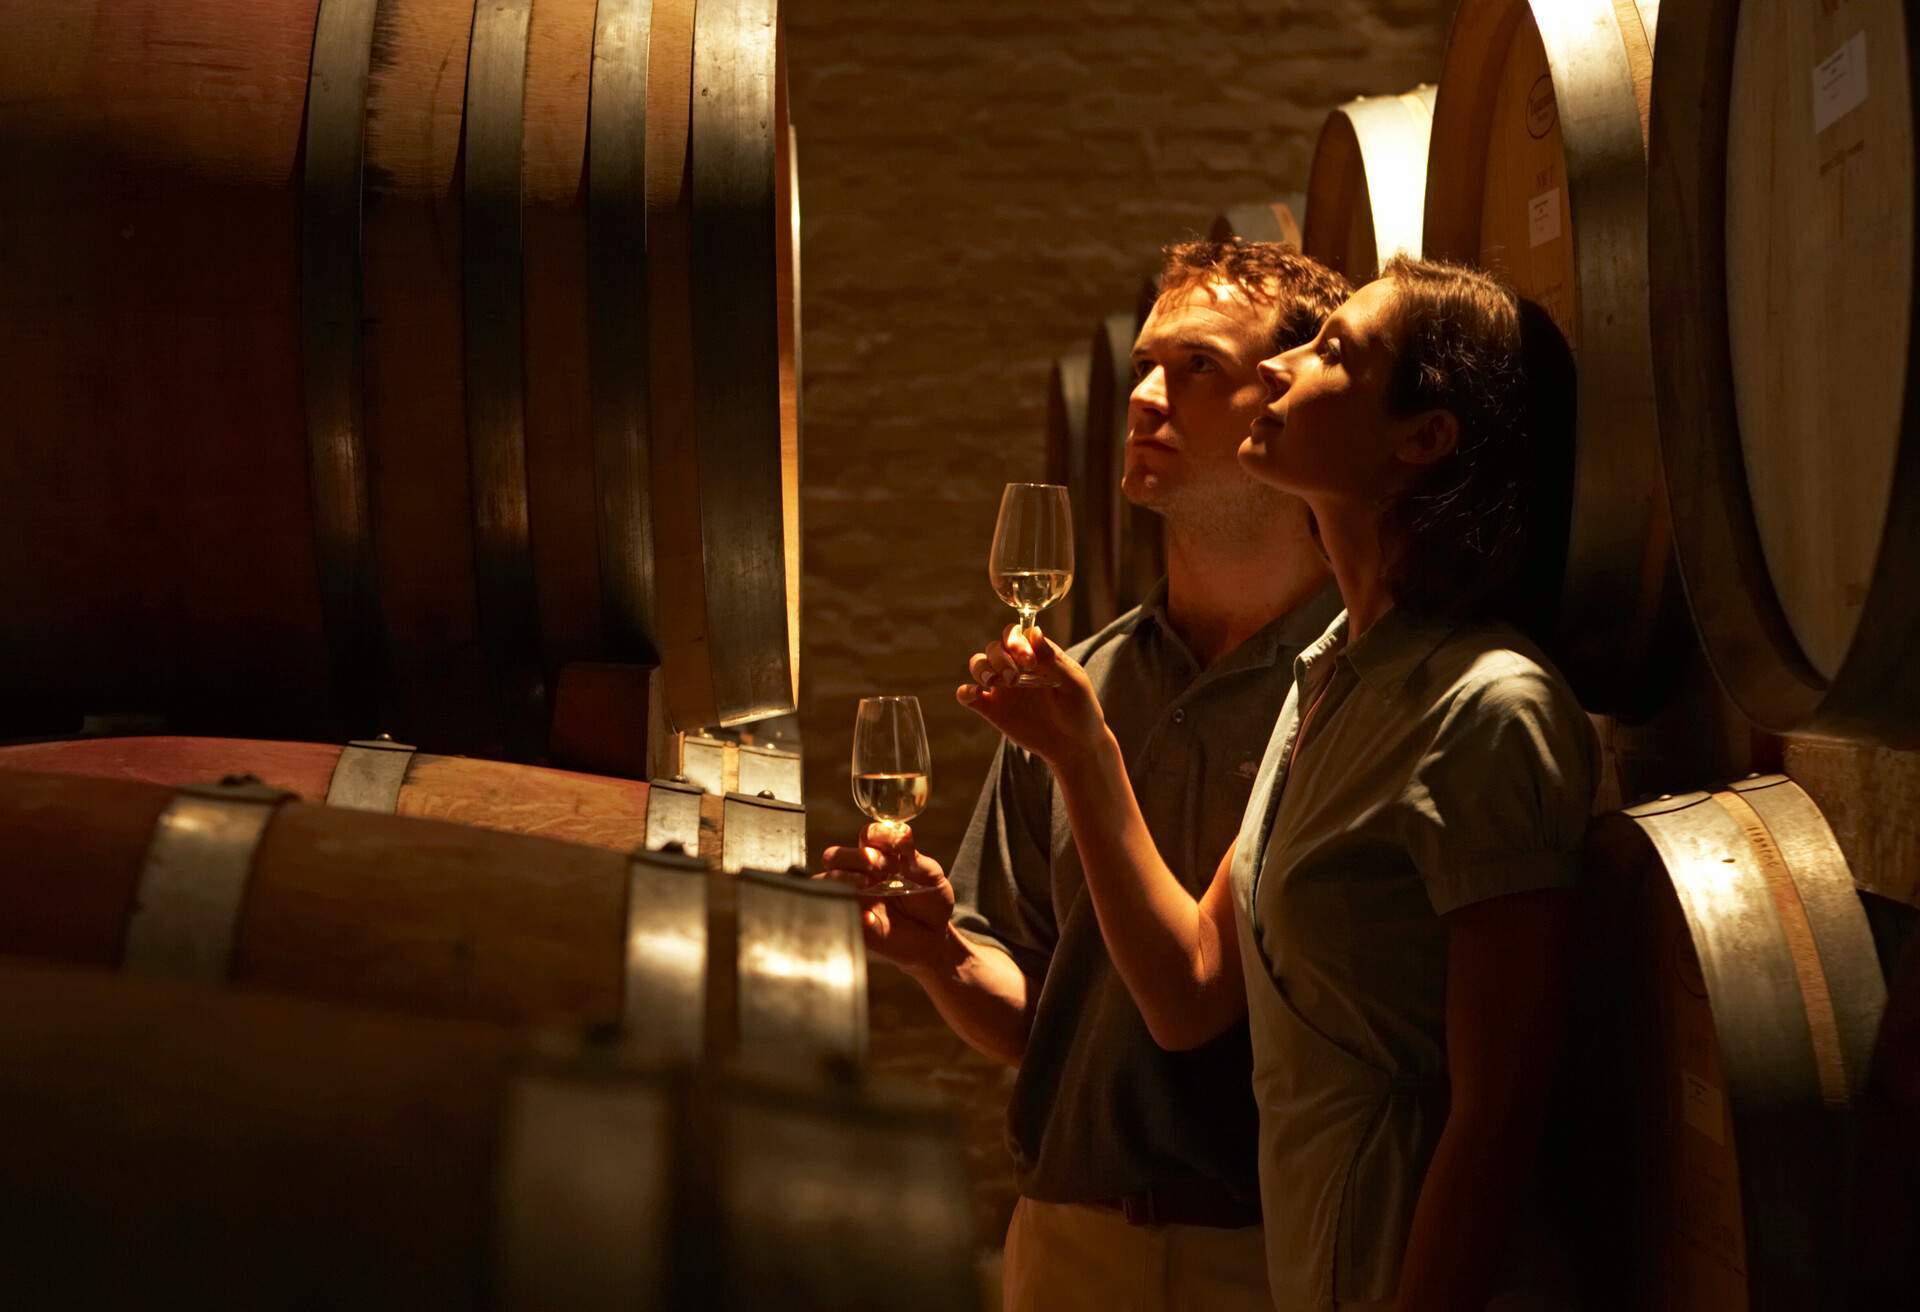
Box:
[1319, 338, 1342, 364]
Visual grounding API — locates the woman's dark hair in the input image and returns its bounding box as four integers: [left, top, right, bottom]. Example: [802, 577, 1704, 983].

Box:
[1374, 256, 1576, 642]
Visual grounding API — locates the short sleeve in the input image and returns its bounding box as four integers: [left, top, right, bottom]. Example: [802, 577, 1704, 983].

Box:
[948, 738, 1059, 982]
[1401, 658, 1597, 916]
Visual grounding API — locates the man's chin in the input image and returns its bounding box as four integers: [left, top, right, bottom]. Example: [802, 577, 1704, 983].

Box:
[1119, 469, 1172, 509]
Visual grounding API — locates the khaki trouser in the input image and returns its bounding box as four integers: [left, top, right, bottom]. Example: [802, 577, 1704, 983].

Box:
[1002, 1197, 1270, 1312]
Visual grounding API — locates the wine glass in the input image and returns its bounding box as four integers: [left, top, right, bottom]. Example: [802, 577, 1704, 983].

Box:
[989, 483, 1074, 685]
[850, 695, 932, 896]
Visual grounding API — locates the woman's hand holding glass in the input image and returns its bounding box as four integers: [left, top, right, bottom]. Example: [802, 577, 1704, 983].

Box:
[957, 621, 1111, 774]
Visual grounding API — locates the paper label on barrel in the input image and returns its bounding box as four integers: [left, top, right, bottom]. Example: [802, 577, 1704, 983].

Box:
[1681, 1071, 1726, 1145]
[1812, 32, 1869, 135]
[1527, 189, 1561, 249]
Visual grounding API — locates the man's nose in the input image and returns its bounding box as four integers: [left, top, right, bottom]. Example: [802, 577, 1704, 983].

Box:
[1130, 366, 1168, 418]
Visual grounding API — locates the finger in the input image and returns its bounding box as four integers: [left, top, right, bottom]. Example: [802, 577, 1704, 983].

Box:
[862, 821, 915, 855]
[815, 868, 875, 890]
[882, 830, 926, 876]
[1036, 633, 1063, 665]
[968, 652, 998, 688]
[898, 858, 944, 888]
[821, 843, 884, 874]
[1004, 625, 1033, 666]
[986, 639, 1019, 682]
[958, 680, 999, 717]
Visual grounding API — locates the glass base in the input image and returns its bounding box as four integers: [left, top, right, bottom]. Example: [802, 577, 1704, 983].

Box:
[859, 877, 931, 899]
[1008, 670, 1059, 688]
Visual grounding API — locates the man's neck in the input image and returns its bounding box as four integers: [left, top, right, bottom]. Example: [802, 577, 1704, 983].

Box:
[1161, 518, 1331, 669]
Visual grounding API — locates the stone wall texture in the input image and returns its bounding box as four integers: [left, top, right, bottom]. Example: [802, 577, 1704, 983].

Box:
[786, 0, 1457, 1254]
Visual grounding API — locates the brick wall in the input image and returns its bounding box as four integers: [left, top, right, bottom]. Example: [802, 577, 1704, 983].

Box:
[786, 0, 1456, 1252]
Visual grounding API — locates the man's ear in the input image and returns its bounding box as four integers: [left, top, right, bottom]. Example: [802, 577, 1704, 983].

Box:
[1394, 409, 1459, 468]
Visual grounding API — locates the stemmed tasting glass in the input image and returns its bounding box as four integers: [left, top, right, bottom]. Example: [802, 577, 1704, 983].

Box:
[850, 695, 932, 896]
[988, 483, 1074, 686]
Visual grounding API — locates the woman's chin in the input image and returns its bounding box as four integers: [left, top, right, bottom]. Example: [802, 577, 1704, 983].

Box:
[1237, 442, 1282, 483]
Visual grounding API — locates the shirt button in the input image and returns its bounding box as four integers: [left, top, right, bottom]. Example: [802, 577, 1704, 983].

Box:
[1172, 708, 1186, 724]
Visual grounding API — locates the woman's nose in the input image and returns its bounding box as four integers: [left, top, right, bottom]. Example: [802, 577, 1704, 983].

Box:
[1256, 353, 1289, 400]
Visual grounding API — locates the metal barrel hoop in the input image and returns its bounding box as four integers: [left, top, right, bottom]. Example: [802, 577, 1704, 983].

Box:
[300, 0, 389, 731]
[734, 870, 868, 1073]
[622, 847, 709, 1062]
[463, 0, 549, 757]
[324, 734, 418, 812]
[122, 776, 299, 984]
[587, 0, 661, 665]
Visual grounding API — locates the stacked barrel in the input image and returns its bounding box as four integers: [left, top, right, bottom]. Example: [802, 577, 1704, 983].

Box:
[0, 2, 975, 1306]
[1425, 2, 1914, 1308]
[0, 0, 803, 766]
[0, 727, 978, 1307]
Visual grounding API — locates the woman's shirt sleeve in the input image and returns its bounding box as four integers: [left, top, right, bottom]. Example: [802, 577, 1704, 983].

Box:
[1400, 656, 1598, 916]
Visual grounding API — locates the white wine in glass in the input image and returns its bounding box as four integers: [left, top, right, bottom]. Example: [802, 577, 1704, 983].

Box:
[989, 482, 1074, 686]
[850, 695, 931, 896]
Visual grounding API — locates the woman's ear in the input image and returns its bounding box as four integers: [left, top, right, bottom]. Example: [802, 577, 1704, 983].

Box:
[1394, 409, 1460, 468]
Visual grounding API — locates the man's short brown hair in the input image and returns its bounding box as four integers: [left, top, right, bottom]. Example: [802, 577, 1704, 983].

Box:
[1154, 240, 1353, 354]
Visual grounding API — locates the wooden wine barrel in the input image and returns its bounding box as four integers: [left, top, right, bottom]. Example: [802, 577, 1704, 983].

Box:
[1849, 926, 1920, 1303]
[1044, 348, 1096, 643]
[0, 768, 863, 1067]
[1647, 1, 1919, 746]
[0, 734, 654, 848]
[646, 0, 803, 732]
[1208, 194, 1307, 248]
[1564, 775, 1886, 1310]
[1134, 270, 1162, 330]
[1781, 739, 1920, 911]
[1303, 84, 1436, 281]
[1087, 310, 1167, 619]
[0, 0, 801, 759]
[1423, 0, 1668, 717]
[0, 962, 973, 1310]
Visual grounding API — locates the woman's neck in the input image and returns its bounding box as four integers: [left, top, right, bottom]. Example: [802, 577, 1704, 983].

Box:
[1309, 498, 1396, 642]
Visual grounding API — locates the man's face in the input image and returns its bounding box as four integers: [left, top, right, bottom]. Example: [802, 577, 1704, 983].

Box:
[1123, 280, 1297, 538]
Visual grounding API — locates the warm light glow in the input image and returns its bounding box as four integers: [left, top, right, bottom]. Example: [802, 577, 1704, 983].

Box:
[627, 927, 704, 977]
[739, 941, 857, 993]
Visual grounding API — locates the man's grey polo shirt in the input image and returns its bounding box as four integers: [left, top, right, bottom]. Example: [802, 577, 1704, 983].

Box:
[949, 579, 1343, 1205]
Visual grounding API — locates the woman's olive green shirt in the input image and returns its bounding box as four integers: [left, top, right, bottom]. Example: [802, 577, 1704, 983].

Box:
[1229, 607, 1597, 1311]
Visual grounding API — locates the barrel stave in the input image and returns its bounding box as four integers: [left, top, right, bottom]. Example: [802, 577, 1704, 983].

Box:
[0, 0, 800, 758]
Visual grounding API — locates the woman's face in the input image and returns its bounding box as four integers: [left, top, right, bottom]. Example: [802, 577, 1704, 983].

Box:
[1242, 278, 1438, 503]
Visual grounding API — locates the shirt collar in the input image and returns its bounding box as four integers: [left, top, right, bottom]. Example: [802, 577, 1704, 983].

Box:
[1341, 603, 1461, 695]
[1139, 577, 1345, 671]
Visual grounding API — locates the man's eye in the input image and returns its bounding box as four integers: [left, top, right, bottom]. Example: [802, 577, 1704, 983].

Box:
[1132, 361, 1153, 381]
[1189, 355, 1215, 373]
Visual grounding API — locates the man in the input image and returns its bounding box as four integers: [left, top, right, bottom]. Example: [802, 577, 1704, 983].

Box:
[823, 241, 1351, 1310]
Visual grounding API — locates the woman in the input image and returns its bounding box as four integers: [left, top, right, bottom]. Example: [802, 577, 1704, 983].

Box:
[958, 258, 1594, 1312]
